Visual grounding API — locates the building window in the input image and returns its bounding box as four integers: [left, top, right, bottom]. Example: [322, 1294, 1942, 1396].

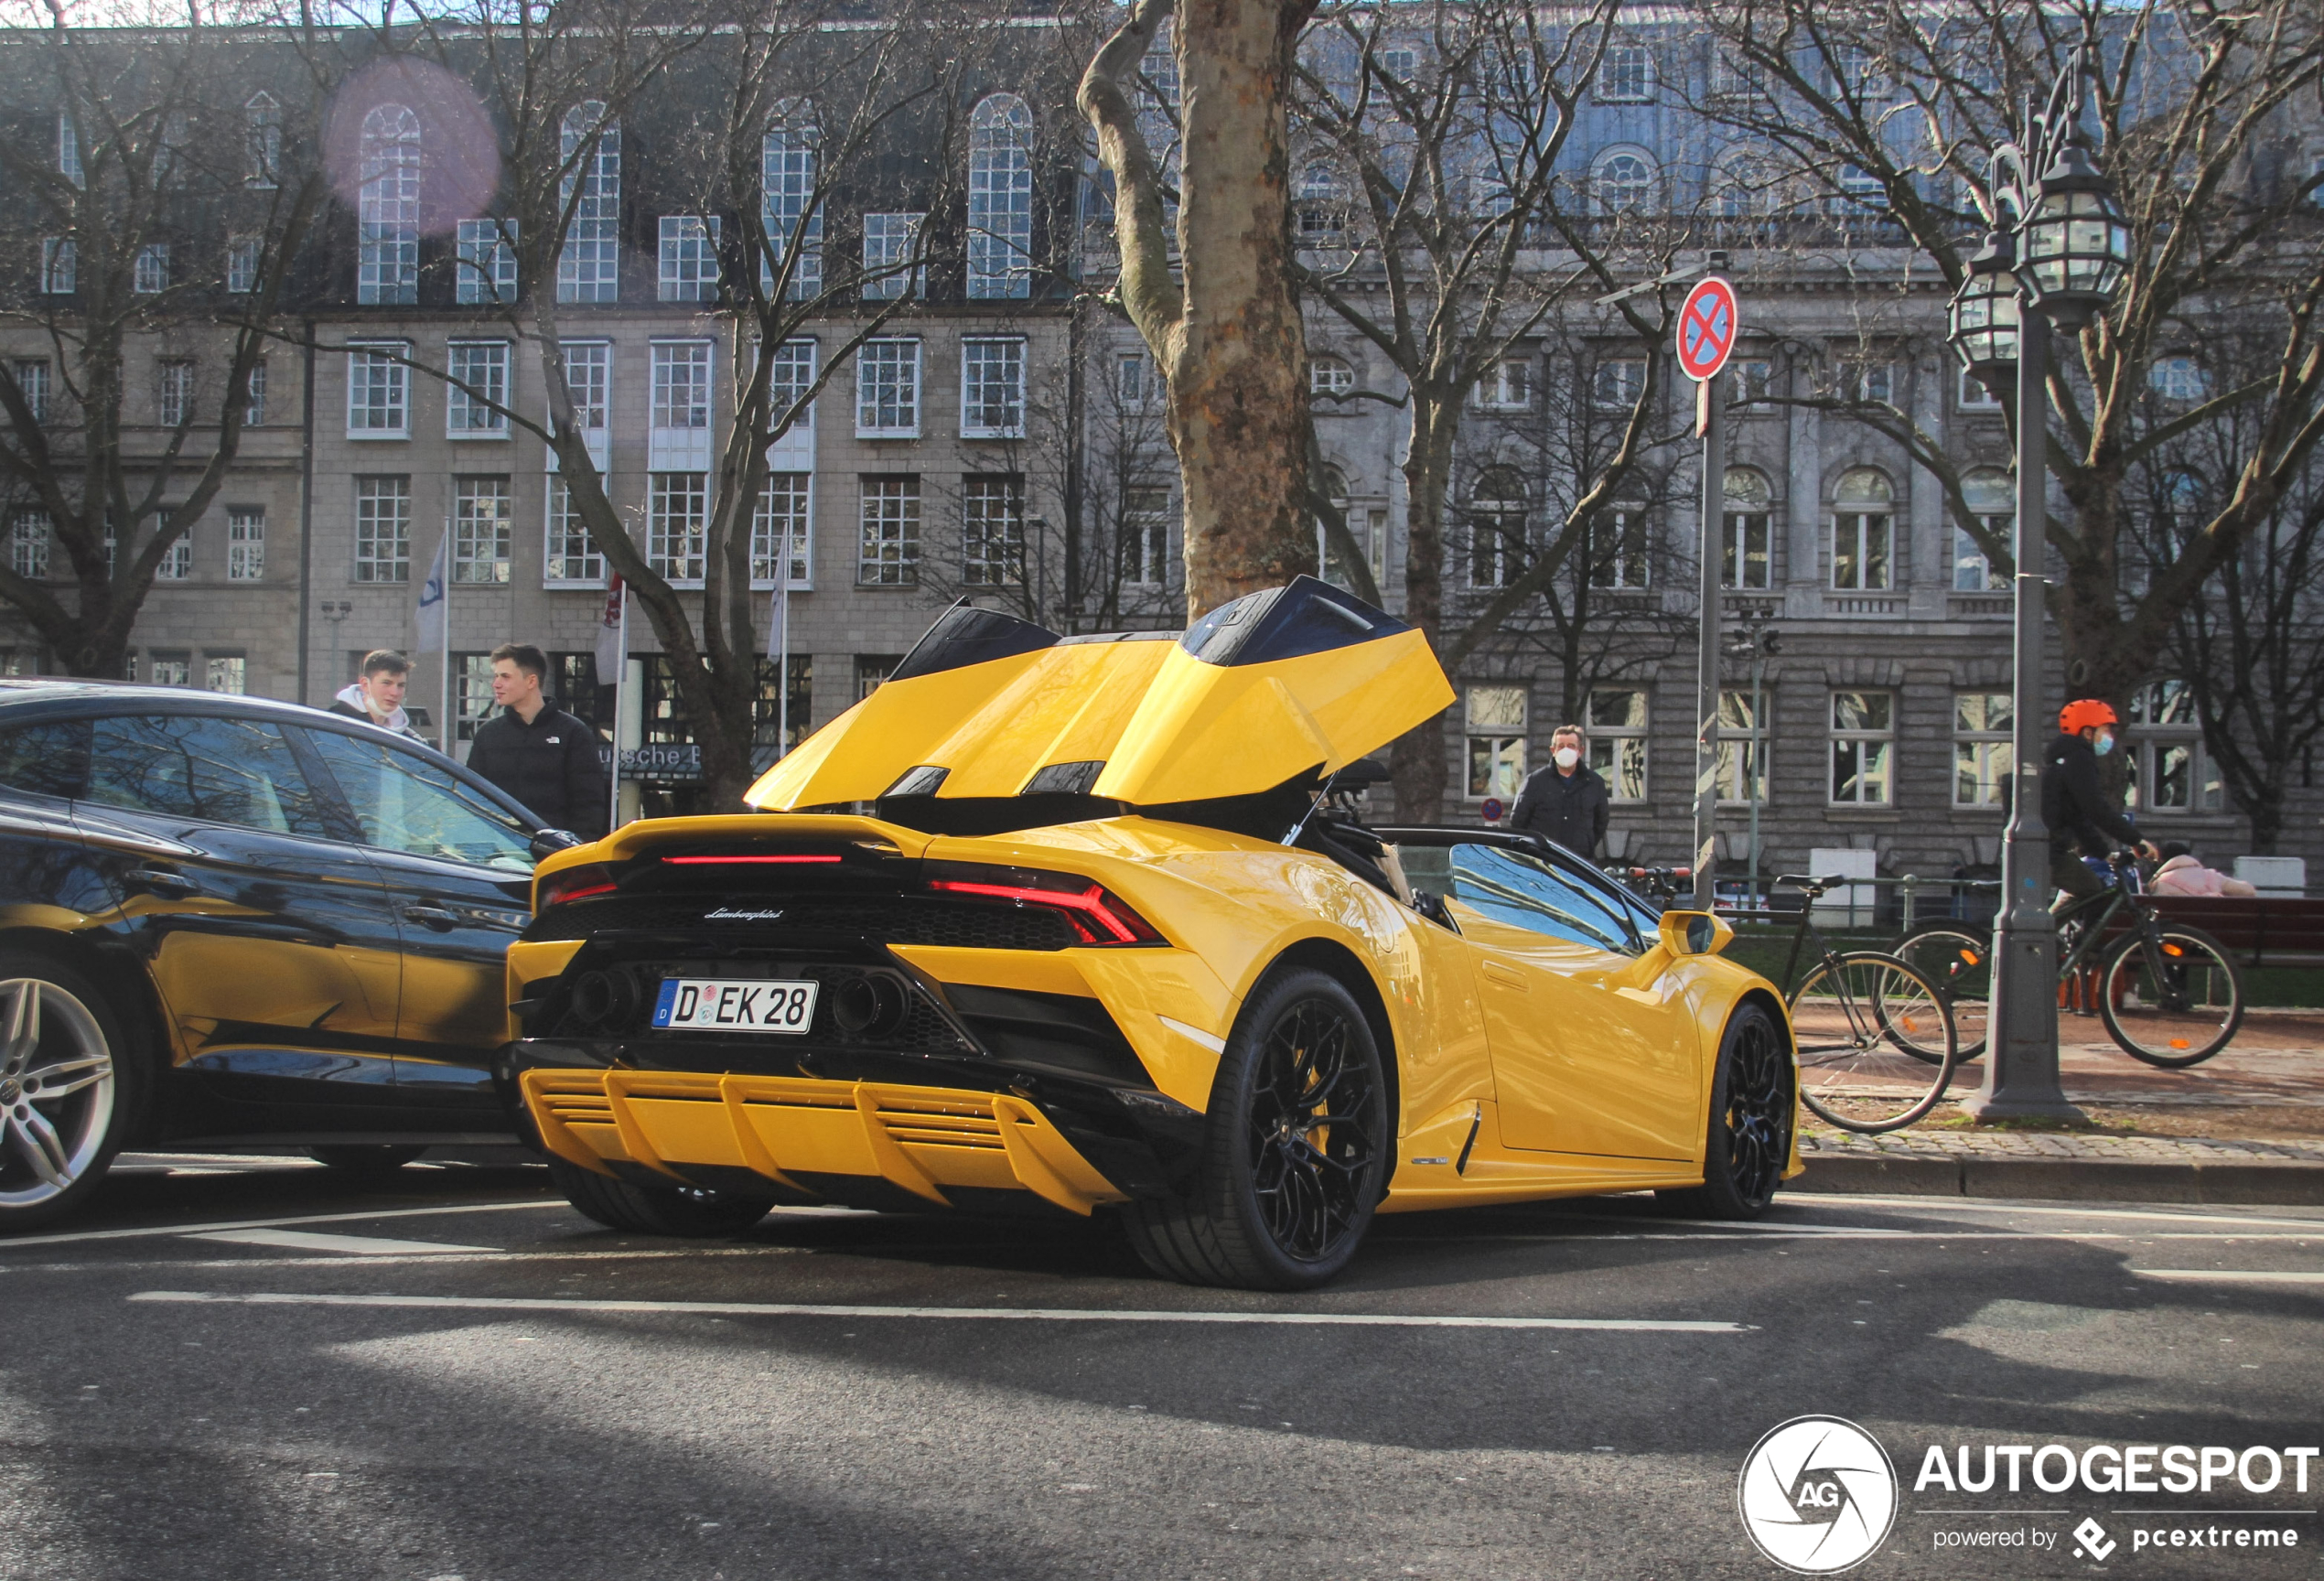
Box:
[347, 345, 410, 438]
[543, 481, 603, 586]
[961, 339, 1027, 439]
[855, 654, 902, 699]
[1124, 487, 1171, 586]
[1116, 353, 1152, 407]
[1464, 686, 1527, 803]
[1831, 467, 1893, 590]
[357, 102, 420, 305]
[1593, 356, 1646, 409]
[862, 212, 925, 299]
[352, 476, 411, 582]
[457, 219, 518, 305]
[1468, 468, 1524, 588]
[1598, 42, 1654, 102]
[1713, 689, 1768, 805]
[1309, 355, 1356, 400]
[146, 651, 190, 686]
[152, 360, 192, 428]
[856, 339, 920, 437]
[452, 652, 496, 741]
[1475, 356, 1532, 411]
[226, 507, 264, 582]
[1829, 690, 1893, 805]
[1736, 358, 1776, 402]
[9, 512, 49, 580]
[1587, 688, 1649, 801]
[658, 215, 720, 302]
[244, 92, 281, 186]
[967, 93, 1034, 299]
[40, 239, 76, 295]
[13, 360, 50, 423]
[243, 359, 267, 427]
[2149, 355, 2205, 404]
[58, 111, 82, 186]
[752, 473, 812, 588]
[1958, 365, 2002, 411]
[452, 477, 512, 584]
[205, 654, 246, 694]
[2125, 681, 2223, 813]
[1587, 505, 1651, 589]
[157, 522, 191, 580]
[1953, 692, 2011, 807]
[857, 476, 920, 586]
[1837, 359, 1892, 404]
[769, 338, 816, 436]
[134, 244, 169, 295]
[762, 110, 823, 300]
[962, 474, 1026, 586]
[1296, 162, 1347, 240]
[648, 473, 708, 584]
[651, 341, 713, 432]
[1591, 149, 1657, 214]
[1954, 468, 2009, 591]
[556, 340, 611, 462]
[226, 237, 260, 294]
[1722, 467, 1772, 589]
[558, 103, 620, 304]
[447, 341, 511, 436]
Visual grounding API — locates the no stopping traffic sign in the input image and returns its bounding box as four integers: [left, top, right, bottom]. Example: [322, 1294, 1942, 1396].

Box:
[1677, 276, 1739, 382]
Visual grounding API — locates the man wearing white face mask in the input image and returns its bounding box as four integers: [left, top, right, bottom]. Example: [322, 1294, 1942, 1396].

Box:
[1510, 723, 1610, 859]
[2040, 697, 2158, 905]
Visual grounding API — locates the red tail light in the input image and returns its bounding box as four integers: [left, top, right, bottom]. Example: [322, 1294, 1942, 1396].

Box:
[926, 863, 1165, 946]
[538, 863, 618, 908]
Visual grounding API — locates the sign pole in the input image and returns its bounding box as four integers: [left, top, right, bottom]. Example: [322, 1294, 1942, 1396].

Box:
[607, 589, 626, 834]
[1675, 266, 1738, 912]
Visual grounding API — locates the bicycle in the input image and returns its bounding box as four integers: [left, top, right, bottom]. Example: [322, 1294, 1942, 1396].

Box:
[1618, 867, 1959, 1133]
[1890, 850, 2246, 1070]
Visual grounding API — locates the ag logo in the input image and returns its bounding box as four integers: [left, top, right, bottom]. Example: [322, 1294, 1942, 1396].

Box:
[1737, 1415, 1898, 1574]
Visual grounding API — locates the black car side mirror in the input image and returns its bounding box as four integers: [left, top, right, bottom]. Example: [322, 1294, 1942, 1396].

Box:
[530, 829, 584, 861]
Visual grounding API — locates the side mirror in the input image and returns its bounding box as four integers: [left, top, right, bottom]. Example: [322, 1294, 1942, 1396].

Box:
[1658, 909, 1732, 957]
[530, 828, 584, 861]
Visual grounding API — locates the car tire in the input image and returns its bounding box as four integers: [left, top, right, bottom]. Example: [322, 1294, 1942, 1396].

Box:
[1656, 1002, 1792, 1221]
[545, 1155, 780, 1237]
[1123, 967, 1389, 1291]
[307, 1145, 427, 1173]
[0, 951, 147, 1231]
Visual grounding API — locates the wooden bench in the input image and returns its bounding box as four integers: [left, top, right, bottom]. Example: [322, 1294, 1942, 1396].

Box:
[2149, 896, 2324, 970]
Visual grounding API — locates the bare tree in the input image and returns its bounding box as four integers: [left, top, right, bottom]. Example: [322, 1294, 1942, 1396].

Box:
[0, 6, 331, 677]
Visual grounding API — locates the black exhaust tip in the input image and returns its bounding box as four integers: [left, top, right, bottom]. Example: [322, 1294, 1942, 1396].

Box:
[832, 973, 907, 1038]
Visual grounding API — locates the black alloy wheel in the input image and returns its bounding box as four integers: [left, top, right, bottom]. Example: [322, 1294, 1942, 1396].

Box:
[1124, 967, 1388, 1290]
[1659, 1002, 1792, 1219]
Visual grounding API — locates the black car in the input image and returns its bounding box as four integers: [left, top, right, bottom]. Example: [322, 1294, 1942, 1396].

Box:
[0, 680, 575, 1229]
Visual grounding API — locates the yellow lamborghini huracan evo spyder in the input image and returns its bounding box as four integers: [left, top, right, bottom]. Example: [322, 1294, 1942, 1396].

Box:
[510, 578, 1801, 1288]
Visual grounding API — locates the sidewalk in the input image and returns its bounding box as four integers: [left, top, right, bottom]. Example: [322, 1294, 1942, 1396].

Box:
[1790, 1009, 2324, 1206]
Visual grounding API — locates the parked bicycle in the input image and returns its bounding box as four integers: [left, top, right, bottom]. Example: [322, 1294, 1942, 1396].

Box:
[1619, 867, 1958, 1133]
[1891, 850, 2246, 1070]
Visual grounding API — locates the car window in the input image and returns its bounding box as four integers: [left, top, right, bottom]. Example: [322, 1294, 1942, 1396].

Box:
[303, 727, 536, 872]
[0, 719, 91, 799]
[1444, 843, 1641, 955]
[84, 714, 339, 838]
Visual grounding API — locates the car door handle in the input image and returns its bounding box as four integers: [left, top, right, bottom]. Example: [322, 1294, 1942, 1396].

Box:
[1480, 961, 1528, 988]
[125, 868, 201, 894]
[402, 904, 461, 927]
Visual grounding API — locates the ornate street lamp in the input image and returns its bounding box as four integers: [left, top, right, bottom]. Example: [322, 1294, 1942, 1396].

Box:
[1944, 46, 2132, 1121]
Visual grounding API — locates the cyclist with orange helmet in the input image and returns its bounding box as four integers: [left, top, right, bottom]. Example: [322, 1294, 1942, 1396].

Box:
[2041, 698, 2160, 903]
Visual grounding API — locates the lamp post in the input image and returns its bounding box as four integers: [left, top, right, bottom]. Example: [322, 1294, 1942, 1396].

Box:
[1944, 47, 2132, 1121]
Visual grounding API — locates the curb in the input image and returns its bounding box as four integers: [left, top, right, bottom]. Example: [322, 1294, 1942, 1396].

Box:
[1789, 1153, 2324, 1207]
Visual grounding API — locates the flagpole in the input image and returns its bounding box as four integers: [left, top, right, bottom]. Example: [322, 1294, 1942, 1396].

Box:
[777, 581, 790, 760]
[438, 540, 452, 758]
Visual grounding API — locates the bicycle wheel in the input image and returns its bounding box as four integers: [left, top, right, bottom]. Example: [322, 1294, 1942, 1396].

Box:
[1889, 920, 1989, 1063]
[2097, 923, 2245, 1069]
[1789, 951, 1959, 1132]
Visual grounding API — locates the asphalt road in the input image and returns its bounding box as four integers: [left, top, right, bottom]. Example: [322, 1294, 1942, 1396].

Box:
[5, 1156, 2320, 1580]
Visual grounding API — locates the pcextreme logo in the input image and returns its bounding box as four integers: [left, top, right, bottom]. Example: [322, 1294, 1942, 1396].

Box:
[1738, 1415, 1899, 1574]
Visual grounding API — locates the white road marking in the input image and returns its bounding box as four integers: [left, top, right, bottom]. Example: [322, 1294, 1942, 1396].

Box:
[6, 1248, 812, 1275]
[1789, 1196, 2324, 1230]
[1400, 1231, 2324, 1244]
[187, 1229, 499, 1256]
[2133, 1269, 2324, 1285]
[128, 1290, 1756, 1332]
[0, 1199, 568, 1252]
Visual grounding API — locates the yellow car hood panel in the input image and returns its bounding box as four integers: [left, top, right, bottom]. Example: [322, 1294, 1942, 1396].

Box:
[747, 579, 1453, 811]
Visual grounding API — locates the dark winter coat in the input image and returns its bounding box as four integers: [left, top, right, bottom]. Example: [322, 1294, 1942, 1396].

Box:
[2039, 732, 2139, 858]
[1510, 762, 1611, 858]
[465, 704, 608, 841]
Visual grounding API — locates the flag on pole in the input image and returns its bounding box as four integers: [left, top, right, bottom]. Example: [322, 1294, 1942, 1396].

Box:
[766, 582, 788, 661]
[414, 532, 448, 651]
[595, 573, 625, 679]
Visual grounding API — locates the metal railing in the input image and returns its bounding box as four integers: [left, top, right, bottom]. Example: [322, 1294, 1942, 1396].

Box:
[1614, 871, 2004, 932]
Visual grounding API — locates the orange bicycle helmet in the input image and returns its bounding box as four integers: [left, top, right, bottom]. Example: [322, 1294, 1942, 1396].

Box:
[2059, 698, 2120, 735]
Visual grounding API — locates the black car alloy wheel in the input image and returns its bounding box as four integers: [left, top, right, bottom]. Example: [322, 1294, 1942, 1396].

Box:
[1245, 995, 1380, 1263]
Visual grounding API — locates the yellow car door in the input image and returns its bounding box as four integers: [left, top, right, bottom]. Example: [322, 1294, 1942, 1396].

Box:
[1435, 843, 1699, 1161]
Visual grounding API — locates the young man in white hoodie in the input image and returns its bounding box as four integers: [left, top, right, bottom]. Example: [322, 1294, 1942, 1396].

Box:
[327, 650, 425, 741]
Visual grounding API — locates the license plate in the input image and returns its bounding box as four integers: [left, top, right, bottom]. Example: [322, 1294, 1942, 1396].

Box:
[651, 977, 819, 1035]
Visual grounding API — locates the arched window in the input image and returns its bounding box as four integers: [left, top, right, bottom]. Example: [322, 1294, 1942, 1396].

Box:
[1831, 466, 1893, 590]
[763, 104, 822, 301]
[1469, 467, 1525, 588]
[1955, 467, 2011, 590]
[245, 91, 281, 188]
[1591, 147, 1657, 215]
[1309, 354, 1355, 398]
[1721, 466, 1773, 589]
[559, 102, 620, 305]
[967, 93, 1033, 299]
[357, 102, 419, 306]
[1714, 146, 1776, 220]
[1297, 160, 1347, 239]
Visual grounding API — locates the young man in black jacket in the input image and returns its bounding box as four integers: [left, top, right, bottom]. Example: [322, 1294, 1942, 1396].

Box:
[1510, 722, 1612, 858]
[2040, 698, 2157, 905]
[466, 643, 609, 840]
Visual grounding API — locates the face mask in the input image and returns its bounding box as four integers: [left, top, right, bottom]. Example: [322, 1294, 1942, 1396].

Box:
[2093, 733, 2115, 757]
[1554, 747, 1581, 769]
